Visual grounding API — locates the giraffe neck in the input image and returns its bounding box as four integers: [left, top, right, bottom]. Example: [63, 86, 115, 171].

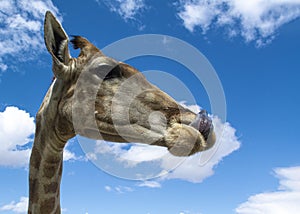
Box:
[28, 122, 67, 214]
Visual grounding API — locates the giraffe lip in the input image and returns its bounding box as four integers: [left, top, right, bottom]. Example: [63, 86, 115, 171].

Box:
[189, 110, 213, 141]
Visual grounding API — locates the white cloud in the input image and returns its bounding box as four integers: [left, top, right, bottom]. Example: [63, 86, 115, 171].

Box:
[177, 0, 300, 46]
[0, 196, 68, 213]
[0, 106, 80, 167]
[137, 180, 161, 188]
[236, 166, 300, 214]
[63, 149, 78, 161]
[179, 211, 202, 214]
[0, 196, 28, 213]
[118, 144, 168, 167]
[0, 106, 35, 167]
[116, 186, 134, 193]
[87, 102, 240, 184]
[104, 185, 134, 194]
[90, 140, 167, 163]
[178, 101, 201, 114]
[0, 0, 60, 72]
[99, 0, 146, 21]
[104, 185, 112, 192]
[63, 138, 83, 161]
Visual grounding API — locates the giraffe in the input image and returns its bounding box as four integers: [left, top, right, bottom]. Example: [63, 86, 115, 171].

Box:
[28, 11, 216, 213]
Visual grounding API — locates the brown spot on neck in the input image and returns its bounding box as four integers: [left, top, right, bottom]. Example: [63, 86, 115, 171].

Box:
[40, 197, 56, 213]
[29, 179, 39, 204]
[44, 182, 59, 194]
[30, 147, 41, 169]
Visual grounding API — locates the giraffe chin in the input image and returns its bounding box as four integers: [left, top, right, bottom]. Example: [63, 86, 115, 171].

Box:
[164, 121, 215, 157]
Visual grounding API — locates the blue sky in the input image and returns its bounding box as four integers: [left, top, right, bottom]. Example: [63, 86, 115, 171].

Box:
[0, 0, 300, 213]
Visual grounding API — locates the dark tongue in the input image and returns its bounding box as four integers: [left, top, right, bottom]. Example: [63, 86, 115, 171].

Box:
[189, 110, 213, 140]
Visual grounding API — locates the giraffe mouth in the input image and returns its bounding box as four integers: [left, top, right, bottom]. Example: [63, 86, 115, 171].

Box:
[90, 109, 214, 142]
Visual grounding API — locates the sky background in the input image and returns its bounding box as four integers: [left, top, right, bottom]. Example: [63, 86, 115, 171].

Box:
[0, 0, 300, 213]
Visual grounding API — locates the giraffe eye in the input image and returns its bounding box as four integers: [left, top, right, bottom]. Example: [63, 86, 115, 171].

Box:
[103, 65, 122, 80]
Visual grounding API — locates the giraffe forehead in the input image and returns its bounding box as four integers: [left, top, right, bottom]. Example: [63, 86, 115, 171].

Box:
[82, 56, 142, 80]
[81, 56, 119, 77]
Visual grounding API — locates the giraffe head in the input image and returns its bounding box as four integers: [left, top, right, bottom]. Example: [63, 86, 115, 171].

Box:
[43, 11, 216, 156]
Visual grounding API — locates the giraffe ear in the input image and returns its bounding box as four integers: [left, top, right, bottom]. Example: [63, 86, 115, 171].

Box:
[44, 11, 71, 68]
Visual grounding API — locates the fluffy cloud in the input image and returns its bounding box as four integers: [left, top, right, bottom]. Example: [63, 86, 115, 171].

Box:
[0, 106, 79, 167]
[177, 0, 300, 46]
[179, 211, 202, 214]
[85, 103, 240, 183]
[104, 185, 134, 194]
[0, 0, 60, 72]
[98, 0, 146, 21]
[0, 196, 28, 213]
[104, 185, 112, 192]
[236, 166, 300, 214]
[0, 106, 35, 167]
[137, 180, 161, 188]
[63, 149, 79, 161]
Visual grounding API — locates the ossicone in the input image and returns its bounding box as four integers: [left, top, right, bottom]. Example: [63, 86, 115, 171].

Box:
[70, 35, 101, 58]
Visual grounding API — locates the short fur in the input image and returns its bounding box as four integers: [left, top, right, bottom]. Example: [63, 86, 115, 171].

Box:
[28, 11, 216, 213]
